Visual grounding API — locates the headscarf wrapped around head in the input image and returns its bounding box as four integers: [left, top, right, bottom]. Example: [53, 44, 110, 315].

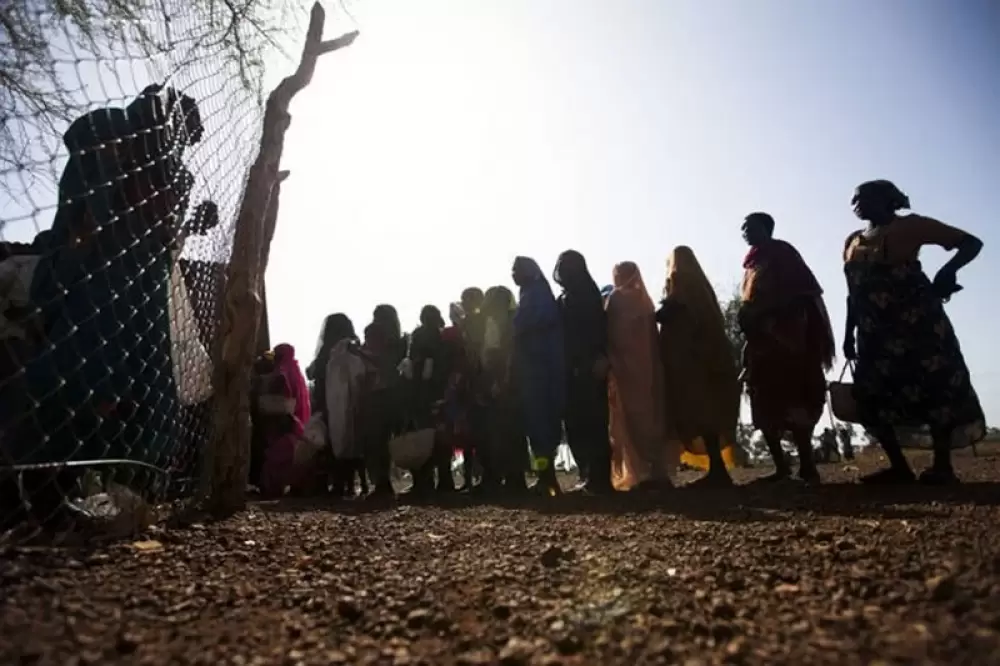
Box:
[482, 285, 516, 319]
[853, 179, 911, 212]
[664, 246, 723, 320]
[309, 313, 355, 380]
[513, 256, 545, 284]
[553, 249, 594, 289]
[612, 261, 647, 293]
[373, 304, 402, 341]
[610, 261, 655, 317]
[419, 304, 445, 330]
[663, 245, 732, 359]
[272, 342, 310, 432]
[460, 287, 484, 313]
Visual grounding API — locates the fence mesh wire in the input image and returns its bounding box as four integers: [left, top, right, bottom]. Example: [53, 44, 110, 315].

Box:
[0, 0, 315, 542]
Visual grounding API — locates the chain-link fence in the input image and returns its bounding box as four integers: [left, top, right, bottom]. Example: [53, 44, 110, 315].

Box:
[0, 0, 351, 543]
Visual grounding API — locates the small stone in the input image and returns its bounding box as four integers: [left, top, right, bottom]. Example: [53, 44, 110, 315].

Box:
[553, 634, 580, 655]
[648, 637, 674, 658]
[115, 631, 139, 653]
[498, 637, 535, 665]
[325, 650, 349, 664]
[337, 597, 362, 621]
[711, 601, 736, 620]
[406, 608, 432, 629]
[456, 649, 495, 666]
[835, 538, 857, 552]
[540, 546, 569, 569]
[927, 575, 957, 601]
[493, 604, 512, 620]
[711, 622, 735, 641]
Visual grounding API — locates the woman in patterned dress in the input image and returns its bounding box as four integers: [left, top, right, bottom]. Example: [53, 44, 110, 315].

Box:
[844, 180, 984, 484]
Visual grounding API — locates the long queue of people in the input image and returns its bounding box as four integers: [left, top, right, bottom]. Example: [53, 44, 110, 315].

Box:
[250, 180, 986, 499]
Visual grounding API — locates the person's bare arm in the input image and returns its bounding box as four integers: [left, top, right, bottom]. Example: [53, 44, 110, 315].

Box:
[909, 215, 983, 298]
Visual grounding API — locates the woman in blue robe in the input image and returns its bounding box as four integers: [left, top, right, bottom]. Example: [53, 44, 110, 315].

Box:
[511, 256, 565, 496]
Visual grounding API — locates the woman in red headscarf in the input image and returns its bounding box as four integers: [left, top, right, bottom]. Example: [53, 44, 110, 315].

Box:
[259, 343, 311, 497]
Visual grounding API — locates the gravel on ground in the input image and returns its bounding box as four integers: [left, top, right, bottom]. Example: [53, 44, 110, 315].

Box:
[2, 446, 999, 666]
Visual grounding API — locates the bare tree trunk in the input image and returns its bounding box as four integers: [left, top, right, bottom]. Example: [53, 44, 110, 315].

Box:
[255, 169, 290, 356]
[202, 4, 357, 516]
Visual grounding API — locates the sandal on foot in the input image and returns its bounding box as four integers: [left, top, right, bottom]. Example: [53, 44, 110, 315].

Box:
[918, 467, 959, 486]
[751, 470, 791, 484]
[797, 468, 822, 485]
[689, 472, 735, 489]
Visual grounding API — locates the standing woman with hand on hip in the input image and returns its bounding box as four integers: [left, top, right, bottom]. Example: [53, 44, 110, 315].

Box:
[844, 180, 984, 484]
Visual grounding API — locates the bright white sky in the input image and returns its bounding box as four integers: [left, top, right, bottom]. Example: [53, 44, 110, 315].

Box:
[2, 0, 999, 428]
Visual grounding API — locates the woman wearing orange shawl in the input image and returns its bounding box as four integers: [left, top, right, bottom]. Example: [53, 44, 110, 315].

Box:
[606, 261, 675, 491]
[656, 247, 740, 487]
[739, 213, 835, 483]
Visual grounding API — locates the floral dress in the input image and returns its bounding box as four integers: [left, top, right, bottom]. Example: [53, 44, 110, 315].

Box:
[844, 216, 984, 447]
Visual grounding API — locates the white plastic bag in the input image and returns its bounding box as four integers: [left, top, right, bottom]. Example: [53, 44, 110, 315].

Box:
[294, 413, 328, 467]
[389, 427, 436, 471]
[167, 254, 213, 406]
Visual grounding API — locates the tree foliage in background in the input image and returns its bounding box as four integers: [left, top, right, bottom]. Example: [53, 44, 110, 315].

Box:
[0, 0, 319, 183]
[719, 286, 764, 464]
[720, 285, 745, 367]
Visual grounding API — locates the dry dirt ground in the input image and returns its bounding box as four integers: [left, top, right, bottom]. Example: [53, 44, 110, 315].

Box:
[2, 446, 1000, 666]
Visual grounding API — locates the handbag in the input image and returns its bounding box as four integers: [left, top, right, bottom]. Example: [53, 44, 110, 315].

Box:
[294, 413, 328, 467]
[388, 423, 436, 471]
[828, 361, 858, 424]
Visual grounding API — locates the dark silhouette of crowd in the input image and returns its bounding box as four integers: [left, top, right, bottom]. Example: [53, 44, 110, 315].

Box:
[250, 188, 985, 499]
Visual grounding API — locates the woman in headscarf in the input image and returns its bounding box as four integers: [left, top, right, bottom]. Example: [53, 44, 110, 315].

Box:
[408, 304, 456, 494]
[258, 343, 312, 497]
[479, 285, 529, 493]
[362, 304, 408, 498]
[553, 250, 612, 494]
[739, 212, 835, 483]
[656, 246, 740, 487]
[458, 288, 487, 489]
[273, 343, 310, 431]
[373, 304, 409, 368]
[512, 256, 565, 496]
[409, 305, 448, 426]
[844, 180, 984, 484]
[606, 261, 673, 491]
[442, 302, 477, 490]
[308, 314, 357, 412]
[307, 313, 364, 496]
